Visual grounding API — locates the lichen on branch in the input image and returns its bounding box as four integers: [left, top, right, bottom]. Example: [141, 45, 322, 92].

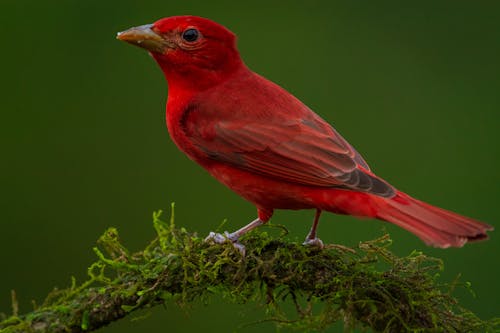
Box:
[0, 205, 498, 333]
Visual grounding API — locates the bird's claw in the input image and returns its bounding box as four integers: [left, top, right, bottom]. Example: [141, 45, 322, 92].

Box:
[231, 242, 246, 256]
[205, 231, 229, 243]
[205, 231, 246, 256]
[303, 237, 324, 248]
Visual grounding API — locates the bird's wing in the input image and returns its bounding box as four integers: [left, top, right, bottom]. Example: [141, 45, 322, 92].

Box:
[181, 73, 395, 198]
[184, 102, 395, 198]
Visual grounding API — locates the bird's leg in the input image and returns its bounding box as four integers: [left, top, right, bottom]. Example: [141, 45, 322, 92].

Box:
[303, 209, 324, 248]
[226, 217, 265, 241]
[205, 208, 272, 255]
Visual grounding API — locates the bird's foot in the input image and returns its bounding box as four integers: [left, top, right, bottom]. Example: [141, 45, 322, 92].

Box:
[205, 231, 246, 256]
[303, 237, 324, 248]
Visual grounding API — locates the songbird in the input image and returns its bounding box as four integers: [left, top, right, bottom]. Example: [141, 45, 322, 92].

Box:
[117, 15, 492, 250]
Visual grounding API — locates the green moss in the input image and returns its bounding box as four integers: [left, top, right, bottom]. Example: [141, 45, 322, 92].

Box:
[0, 207, 498, 333]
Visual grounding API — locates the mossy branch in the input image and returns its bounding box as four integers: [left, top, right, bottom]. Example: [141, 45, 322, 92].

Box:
[1, 206, 498, 333]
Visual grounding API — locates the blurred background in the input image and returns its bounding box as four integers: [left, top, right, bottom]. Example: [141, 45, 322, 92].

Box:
[1, 1, 499, 332]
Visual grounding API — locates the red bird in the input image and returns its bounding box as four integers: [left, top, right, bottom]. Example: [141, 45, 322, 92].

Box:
[117, 16, 492, 249]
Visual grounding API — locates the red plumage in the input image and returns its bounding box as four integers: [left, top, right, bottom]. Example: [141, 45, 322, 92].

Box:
[118, 15, 492, 248]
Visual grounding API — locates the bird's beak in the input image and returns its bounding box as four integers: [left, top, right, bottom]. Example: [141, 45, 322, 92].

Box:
[116, 24, 172, 54]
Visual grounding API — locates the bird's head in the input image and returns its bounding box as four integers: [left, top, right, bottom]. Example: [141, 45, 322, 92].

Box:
[117, 16, 244, 91]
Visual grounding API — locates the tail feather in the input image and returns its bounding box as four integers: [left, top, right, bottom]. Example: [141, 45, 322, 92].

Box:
[377, 191, 493, 248]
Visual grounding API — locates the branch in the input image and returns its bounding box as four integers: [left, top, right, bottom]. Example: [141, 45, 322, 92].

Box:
[1, 207, 498, 333]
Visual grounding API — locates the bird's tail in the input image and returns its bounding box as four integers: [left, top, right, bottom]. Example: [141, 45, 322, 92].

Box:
[377, 191, 493, 248]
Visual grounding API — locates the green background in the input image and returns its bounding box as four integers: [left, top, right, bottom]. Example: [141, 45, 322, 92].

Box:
[1, 1, 499, 332]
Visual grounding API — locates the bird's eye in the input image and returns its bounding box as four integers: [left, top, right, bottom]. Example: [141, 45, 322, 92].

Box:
[182, 28, 199, 42]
